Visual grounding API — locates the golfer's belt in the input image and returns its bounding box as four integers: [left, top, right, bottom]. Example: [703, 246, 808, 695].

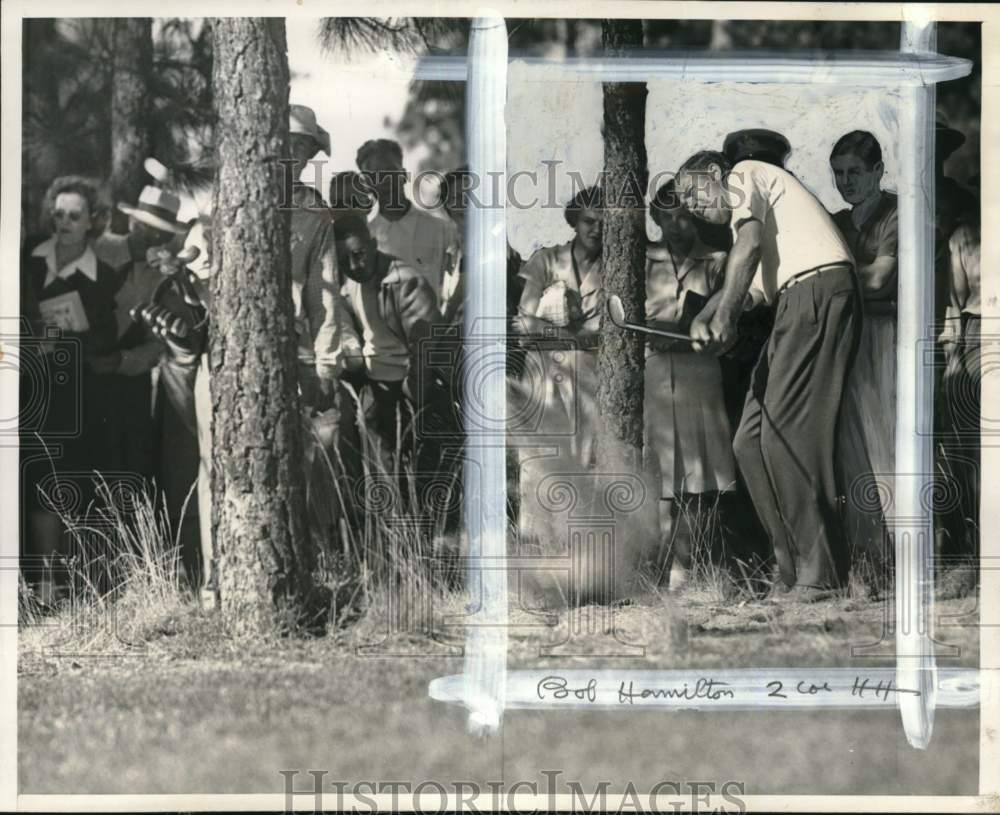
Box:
[776, 262, 854, 295]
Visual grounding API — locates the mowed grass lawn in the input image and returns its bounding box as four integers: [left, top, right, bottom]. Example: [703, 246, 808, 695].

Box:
[19, 589, 981, 796]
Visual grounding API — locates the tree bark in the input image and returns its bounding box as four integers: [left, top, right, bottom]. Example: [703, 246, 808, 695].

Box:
[110, 19, 153, 233]
[210, 17, 326, 636]
[597, 20, 648, 465]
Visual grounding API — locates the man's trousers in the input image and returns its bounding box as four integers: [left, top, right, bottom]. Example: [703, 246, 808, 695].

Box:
[733, 266, 862, 590]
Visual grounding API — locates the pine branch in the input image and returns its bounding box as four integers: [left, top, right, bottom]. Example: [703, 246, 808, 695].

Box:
[317, 16, 466, 57]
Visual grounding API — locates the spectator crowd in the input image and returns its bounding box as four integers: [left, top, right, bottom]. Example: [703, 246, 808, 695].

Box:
[20, 103, 982, 607]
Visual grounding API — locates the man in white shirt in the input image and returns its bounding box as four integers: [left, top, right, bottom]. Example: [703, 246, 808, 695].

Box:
[678, 151, 861, 600]
[356, 139, 460, 311]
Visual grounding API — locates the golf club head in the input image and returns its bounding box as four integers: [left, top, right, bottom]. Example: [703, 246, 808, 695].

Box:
[607, 294, 626, 326]
[606, 293, 695, 344]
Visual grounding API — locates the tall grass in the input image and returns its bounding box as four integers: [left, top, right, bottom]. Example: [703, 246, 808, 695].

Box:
[21, 386, 469, 654]
[20, 476, 190, 658]
[24, 375, 945, 660]
[305, 383, 466, 633]
[650, 492, 774, 602]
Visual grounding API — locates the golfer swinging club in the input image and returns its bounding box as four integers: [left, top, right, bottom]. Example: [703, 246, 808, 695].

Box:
[676, 151, 862, 601]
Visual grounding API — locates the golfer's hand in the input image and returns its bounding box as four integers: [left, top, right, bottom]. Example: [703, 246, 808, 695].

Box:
[690, 312, 714, 353]
[692, 311, 737, 355]
[709, 312, 739, 355]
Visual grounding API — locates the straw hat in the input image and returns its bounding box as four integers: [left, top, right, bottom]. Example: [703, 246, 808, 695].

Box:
[117, 185, 187, 234]
[290, 104, 331, 156]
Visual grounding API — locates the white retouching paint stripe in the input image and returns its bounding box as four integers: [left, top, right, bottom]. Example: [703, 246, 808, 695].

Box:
[413, 52, 971, 85]
[462, 12, 508, 736]
[895, 19, 939, 752]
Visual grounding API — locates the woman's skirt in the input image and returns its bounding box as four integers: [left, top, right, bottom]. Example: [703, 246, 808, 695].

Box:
[644, 350, 736, 498]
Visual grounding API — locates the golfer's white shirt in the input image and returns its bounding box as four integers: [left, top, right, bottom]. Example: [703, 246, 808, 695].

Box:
[726, 160, 853, 304]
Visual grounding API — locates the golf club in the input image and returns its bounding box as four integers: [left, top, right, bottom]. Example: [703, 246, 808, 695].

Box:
[606, 294, 695, 343]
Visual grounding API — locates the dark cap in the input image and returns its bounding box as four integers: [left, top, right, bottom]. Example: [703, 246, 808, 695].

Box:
[723, 129, 791, 168]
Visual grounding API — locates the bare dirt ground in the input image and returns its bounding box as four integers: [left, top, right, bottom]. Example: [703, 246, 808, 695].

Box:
[18, 583, 981, 796]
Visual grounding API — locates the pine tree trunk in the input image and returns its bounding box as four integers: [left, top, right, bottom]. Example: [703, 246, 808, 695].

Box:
[110, 19, 152, 234]
[597, 20, 647, 465]
[209, 17, 327, 636]
[593, 21, 658, 601]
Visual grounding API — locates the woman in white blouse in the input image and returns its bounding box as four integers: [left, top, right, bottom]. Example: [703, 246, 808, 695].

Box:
[512, 186, 605, 465]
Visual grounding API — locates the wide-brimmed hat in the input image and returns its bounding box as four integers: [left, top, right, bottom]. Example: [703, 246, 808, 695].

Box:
[723, 128, 792, 167]
[936, 117, 965, 162]
[118, 185, 187, 234]
[290, 104, 331, 156]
